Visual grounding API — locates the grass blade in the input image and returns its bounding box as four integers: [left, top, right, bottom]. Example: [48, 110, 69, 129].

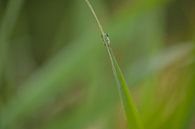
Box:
[106, 46, 144, 129]
[84, 0, 144, 129]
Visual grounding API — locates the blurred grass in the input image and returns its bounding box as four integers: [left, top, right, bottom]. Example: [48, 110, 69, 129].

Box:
[0, 0, 195, 129]
[0, 0, 25, 78]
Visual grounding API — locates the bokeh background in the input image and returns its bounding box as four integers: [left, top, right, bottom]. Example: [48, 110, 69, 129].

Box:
[0, 0, 194, 129]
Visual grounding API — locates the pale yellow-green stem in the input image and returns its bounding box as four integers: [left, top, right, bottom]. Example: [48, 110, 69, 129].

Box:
[84, 0, 144, 129]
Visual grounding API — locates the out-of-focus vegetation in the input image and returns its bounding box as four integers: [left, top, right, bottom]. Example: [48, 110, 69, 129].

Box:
[0, 0, 194, 129]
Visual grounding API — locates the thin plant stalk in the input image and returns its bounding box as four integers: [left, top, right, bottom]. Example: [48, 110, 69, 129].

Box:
[84, 0, 144, 129]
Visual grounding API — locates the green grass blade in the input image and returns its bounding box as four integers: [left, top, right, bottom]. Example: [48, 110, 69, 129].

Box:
[106, 46, 144, 129]
[85, 0, 144, 129]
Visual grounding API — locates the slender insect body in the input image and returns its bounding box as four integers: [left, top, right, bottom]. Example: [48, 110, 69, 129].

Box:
[102, 33, 110, 47]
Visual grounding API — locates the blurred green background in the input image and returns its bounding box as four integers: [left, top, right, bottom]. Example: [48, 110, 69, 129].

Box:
[0, 0, 194, 129]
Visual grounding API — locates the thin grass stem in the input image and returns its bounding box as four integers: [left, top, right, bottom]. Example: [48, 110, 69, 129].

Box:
[84, 1, 144, 129]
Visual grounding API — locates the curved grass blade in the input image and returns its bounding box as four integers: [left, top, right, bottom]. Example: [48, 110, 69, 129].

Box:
[84, 0, 144, 129]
